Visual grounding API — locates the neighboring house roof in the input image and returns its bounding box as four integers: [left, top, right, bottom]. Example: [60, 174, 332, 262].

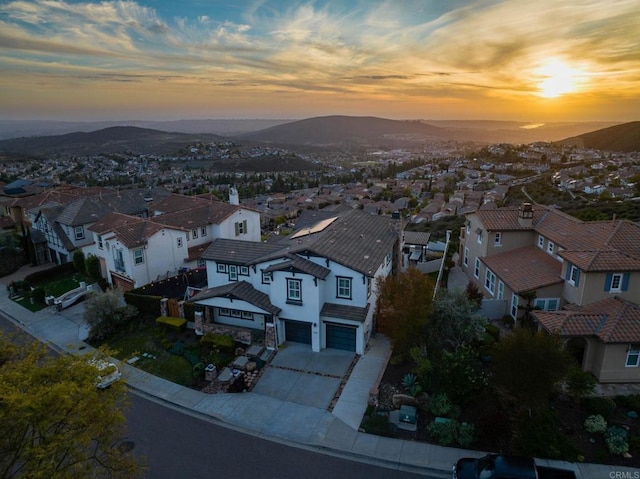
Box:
[155, 202, 243, 229]
[404, 231, 431, 246]
[321, 303, 370, 323]
[472, 206, 547, 231]
[202, 238, 285, 265]
[190, 281, 281, 315]
[187, 242, 212, 262]
[264, 255, 331, 280]
[534, 296, 640, 343]
[89, 212, 164, 248]
[480, 245, 563, 294]
[560, 250, 640, 272]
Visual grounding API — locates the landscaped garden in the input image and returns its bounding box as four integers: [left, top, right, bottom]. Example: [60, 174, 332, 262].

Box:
[361, 268, 640, 468]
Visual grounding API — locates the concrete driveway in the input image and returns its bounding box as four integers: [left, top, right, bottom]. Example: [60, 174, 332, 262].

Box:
[252, 343, 356, 410]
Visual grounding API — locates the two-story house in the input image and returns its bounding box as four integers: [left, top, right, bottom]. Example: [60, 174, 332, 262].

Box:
[459, 202, 640, 383]
[83, 194, 261, 290]
[190, 208, 401, 355]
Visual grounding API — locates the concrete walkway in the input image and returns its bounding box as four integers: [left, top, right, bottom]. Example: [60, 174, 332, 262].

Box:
[0, 265, 636, 478]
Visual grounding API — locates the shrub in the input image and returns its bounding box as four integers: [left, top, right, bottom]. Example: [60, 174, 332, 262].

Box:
[361, 413, 395, 437]
[124, 292, 163, 317]
[485, 323, 500, 341]
[606, 435, 629, 456]
[155, 316, 187, 331]
[73, 250, 86, 274]
[606, 426, 628, 441]
[566, 368, 597, 402]
[85, 254, 102, 281]
[24, 263, 75, 284]
[516, 409, 580, 461]
[457, 423, 475, 447]
[584, 415, 607, 433]
[428, 393, 452, 416]
[427, 420, 457, 446]
[200, 333, 235, 355]
[583, 397, 617, 420]
[614, 394, 640, 412]
[30, 287, 46, 304]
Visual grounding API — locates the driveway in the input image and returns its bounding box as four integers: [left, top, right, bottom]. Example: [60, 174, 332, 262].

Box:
[252, 343, 356, 410]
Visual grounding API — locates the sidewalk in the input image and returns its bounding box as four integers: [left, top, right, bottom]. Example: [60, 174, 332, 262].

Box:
[0, 267, 636, 478]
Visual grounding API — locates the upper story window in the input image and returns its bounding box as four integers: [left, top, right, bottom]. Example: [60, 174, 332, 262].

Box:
[626, 345, 640, 367]
[287, 278, 302, 303]
[133, 248, 144, 265]
[474, 258, 480, 279]
[477, 228, 483, 244]
[177, 237, 183, 248]
[97, 235, 103, 249]
[463, 247, 469, 267]
[217, 263, 228, 273]
[385, 252, 392, 267]
[567, 264, 580, 287]
[191, 229, 198, 239]
[605, 272, 628, 293]
[240, 266, 249, 276]
[547, 241, 554, 254]
[537, 235, 544, 249]
[262, 271, 272, 284]
[367, 277, 372, 297]
[484, 269, 496, 295]
[494, 232, 502, 246]
[201, 227, 207, 237]
[235, 220, 248, 236]
[337, 277, 352, 299]
[74, 225, 85, 241]
[497, 281, 504, 300]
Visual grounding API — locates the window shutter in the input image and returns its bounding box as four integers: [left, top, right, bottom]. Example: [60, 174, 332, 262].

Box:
[622, 273, 630, 291]
[565, 264, 571, 280]
[243, 219, 247, 233]
[234, 222, 239, 236]
[604, 273, 613, 292]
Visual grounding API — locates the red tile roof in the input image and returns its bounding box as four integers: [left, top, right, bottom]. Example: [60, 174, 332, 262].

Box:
[480, 245, 563, 293]
[534, 296, 640, 343]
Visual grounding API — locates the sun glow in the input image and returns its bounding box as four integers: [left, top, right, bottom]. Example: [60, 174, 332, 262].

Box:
[537, 60, 579, 98]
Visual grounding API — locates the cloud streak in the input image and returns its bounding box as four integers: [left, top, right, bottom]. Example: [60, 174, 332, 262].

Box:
[0, 0, 638, 121]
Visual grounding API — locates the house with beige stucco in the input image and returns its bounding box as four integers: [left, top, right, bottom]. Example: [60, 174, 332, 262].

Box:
[459, 202, 640, 383]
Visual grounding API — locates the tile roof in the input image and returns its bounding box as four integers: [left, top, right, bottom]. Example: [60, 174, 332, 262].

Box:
[321, 302, 370, 323]
[88, 212, 164, 248]
[480, 245, 563, 293]
[560, 250, 640, 272]
[187, 242, 212, 262]
[474, 206, 548, 231]
[154, 202, 242, 228]
[190, 281, 281, 315]
[264, 255, 331, 279]
[404, 231, 431, 246]
[201, 238, 285, 265]
[534, 296, 640, 343]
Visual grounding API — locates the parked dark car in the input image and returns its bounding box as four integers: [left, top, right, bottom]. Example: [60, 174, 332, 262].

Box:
[453, 454, 577, 479]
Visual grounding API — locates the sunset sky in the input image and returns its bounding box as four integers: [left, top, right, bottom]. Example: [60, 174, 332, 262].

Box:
[1, 0, 639, 122]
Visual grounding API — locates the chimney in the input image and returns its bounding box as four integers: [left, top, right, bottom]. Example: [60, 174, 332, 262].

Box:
[518, 202, 533, 228]
[229, 187, 239, 206]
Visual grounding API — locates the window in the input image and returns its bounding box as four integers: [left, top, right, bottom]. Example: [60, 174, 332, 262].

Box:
[494, 232, 502, 246]
[626, 345, 640, 367]
[241, 311, 253, 320]
[511, 294, 519, 318]
[192, 229, 198, 239]
[534, 298, 560, 311]
[485, 269, 496, 295]
[98, 235, 103, 249]
[605, 272, 628, 293]
[219, 308, 230, 316]
[201, 227, 207, 237]
[337, 277, 352, 299]
[177, 237, 183, 248]
[133, 248, 144, 265]
[114, 249, 125, 272]
[230, 310, 242, 318]
[235, 220, 248, 236]
[385, 252, 392, 266]
[287, 278, 302, 303]
[240, 266, 249, 276]
[537, 235, 544, 248]
[497, 281, 504, 300]
[367, 277, 372, 297]
[547, 241, 554, 254]
[197, 258, 206, 267]
[74, 225, 85, 241]
[262, 271, 272, 283]
[217, 263, 228, 273]
[477, 230, 483, 244]
[463, 247, 469, 267]
[229, 265, 238, 281]
[474, 258, 480, 279]
[567, 264, 580, 286]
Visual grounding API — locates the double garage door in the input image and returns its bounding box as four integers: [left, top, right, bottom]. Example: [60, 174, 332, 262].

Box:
[284, 320, 357, 352]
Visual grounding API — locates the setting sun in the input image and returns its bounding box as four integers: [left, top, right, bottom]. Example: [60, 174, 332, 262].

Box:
[538, 60, 578, 98]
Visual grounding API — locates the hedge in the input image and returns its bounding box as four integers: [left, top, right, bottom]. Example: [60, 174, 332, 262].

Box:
[24, 262, 76, 284]
[156, 316, 187, 331]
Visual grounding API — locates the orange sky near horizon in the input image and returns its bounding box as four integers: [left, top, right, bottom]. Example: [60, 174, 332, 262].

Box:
[1, 0, 639, 122]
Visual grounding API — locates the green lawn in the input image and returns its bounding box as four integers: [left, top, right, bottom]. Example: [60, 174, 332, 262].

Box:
[12, 272, 91, 312]
[107, 328, 195, 387]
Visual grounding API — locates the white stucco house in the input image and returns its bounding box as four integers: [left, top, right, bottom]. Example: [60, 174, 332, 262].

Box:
[190, 208, 401, 354]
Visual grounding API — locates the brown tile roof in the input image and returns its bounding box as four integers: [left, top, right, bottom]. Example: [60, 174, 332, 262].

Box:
[480, 245, 563, 293]
[88, 212, 164, 248]
[474, 206, 548, 231]
[187, 242, 212, 262]
[560, 250, 640, 272]
[534, 297, 640, 343]
[154, 202, 241, 228]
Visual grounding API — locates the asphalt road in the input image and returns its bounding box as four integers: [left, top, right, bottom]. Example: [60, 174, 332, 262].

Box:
[0, 312, 436, 479]
[126, 391, 433, 479]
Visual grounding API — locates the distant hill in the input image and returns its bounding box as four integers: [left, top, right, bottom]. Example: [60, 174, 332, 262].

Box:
[0, 126, 223, 156]
[239, 115, 446, 147]
[556, 121, 640, 152]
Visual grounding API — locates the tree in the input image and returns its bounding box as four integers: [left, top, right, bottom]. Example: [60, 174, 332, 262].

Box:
[84, 288, 138, 342]
[0, 334, 143, 478]
[428, 289, 487, 352]
[72, 249, 86, 275]
[375, 267, 435, 361]
[492, 329, 572, 412]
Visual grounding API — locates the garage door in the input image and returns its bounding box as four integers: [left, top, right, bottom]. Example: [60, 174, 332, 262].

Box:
[285, 320, 312, 345]
[325, 323, 356, 352]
